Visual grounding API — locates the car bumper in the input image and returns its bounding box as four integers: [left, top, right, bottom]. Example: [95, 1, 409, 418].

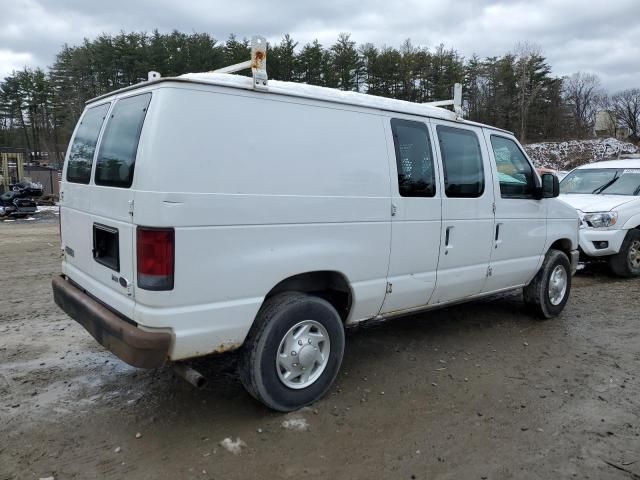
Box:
[578, 228, 627, 257]
[52, 275, 172, 368]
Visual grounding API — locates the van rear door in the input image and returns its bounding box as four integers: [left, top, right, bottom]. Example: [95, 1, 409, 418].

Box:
[61, 93, 152, 317]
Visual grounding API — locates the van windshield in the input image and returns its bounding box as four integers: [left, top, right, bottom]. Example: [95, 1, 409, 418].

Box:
[560, 168, 640, 196]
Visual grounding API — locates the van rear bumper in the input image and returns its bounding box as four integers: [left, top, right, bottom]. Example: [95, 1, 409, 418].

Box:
[52, 275, 171, 368]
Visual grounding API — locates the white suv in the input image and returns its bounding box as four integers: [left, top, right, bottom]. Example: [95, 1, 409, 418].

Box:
[560, 159, 640, 277]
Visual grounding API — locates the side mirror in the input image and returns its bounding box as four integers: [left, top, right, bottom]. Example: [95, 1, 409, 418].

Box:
[541, 173, 559, 198]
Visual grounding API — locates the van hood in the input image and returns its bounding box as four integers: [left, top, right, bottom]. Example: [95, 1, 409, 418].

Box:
[559, 194, 636, 212]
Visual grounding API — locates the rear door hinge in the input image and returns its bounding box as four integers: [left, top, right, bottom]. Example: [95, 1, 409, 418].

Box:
[391, 203, 397, 217]
[386, 282, 393, 294]
[487, 266, 493, 277]
[128, 200, 134, 217]
[492, 202, 496, 214]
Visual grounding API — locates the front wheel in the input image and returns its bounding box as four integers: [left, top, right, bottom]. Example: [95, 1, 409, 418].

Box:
[523, 249, 571, 319]
[238, 292, 345, 412]
[609, 229, 640, 278]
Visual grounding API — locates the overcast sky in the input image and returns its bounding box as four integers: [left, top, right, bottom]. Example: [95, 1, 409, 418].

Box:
[1, 0, 638, 91]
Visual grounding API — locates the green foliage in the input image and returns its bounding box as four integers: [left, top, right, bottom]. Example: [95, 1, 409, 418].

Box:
[0, 68, 61, 162]
[1, 30, 611, 162]
[330, 33, 360, 91]
[223, 34, 250, 68]
[270, 34, 298, 82]
[298, 40, 324, 86]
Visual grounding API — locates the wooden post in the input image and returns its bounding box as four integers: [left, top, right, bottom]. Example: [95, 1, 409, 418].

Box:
[17, 152, 25, 181]
[1, 153, 8, 191]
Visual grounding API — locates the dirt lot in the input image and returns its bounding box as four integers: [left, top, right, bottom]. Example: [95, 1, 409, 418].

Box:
[1, 220, 639, 480]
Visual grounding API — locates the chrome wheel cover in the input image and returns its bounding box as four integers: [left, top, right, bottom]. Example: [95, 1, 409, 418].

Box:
[548, 264, 568, 306]
[276, 320, 330, 389]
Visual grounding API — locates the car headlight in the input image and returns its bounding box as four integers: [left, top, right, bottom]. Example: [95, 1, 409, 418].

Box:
[582, 211, 618, 228]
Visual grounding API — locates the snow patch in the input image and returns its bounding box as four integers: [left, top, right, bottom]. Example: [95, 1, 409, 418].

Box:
[524, 138, 638, 170]
[219, 437, 246, 454]
[37, 206, 59, 214]
[281, 417, 309, 431]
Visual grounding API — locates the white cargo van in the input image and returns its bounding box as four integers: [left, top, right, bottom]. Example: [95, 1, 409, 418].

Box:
[53, 45, 579, 411]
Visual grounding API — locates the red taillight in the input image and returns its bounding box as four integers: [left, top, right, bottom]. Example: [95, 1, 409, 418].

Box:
[136, 227, 174, 290]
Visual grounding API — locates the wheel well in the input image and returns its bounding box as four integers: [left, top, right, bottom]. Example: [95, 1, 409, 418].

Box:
[264, 271, 353, 322]
[549, 238, 572, 257]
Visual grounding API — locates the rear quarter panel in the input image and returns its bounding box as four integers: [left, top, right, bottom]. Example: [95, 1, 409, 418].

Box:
[133, 85, 392, 357]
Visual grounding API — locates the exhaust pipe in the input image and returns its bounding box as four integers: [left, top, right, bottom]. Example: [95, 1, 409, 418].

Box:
[173, 363, 206, 388]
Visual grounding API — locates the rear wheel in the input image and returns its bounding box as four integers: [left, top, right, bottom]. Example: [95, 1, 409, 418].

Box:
[609, 229, 640, 278]
[523, 249, 571, 319]
[238, 292, 345, 412]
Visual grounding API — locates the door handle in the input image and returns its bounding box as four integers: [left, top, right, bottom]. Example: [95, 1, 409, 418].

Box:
[494, 223, 503, 248]
[445, 226, 453, 254]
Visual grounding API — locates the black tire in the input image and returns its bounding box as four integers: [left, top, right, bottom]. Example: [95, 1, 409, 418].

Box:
[609, 229, 640, 278]
[238, 292, 345, 412]
[523, 249, 571, 319]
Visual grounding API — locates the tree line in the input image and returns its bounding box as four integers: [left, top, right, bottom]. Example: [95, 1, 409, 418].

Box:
[1, 31, 638, 166]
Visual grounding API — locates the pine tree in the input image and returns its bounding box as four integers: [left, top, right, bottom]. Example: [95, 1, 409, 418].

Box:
[298, 40, 324, 85]
[270, 34, 298, 82]
[330, 33, 360, 91]
[464, 54, 483, 119]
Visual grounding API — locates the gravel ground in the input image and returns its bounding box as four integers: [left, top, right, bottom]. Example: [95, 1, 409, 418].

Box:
[1, 221, 639, 480]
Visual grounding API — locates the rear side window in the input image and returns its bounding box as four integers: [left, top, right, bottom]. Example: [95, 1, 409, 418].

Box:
[95, 93, 151, 188]
[390, 119, 436, 197]
[436, 125, 484, 198]
[490, 135, 536, 198]
[66, 103, 110, 183]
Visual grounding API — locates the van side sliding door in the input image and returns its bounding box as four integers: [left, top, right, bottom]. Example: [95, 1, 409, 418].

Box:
[380, 117, 442, 314]
[429, 120, 496, 304]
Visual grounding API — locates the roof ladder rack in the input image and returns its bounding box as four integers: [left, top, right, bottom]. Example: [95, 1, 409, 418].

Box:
[212, 35, 268, 91]
[424, 83, 463, 117]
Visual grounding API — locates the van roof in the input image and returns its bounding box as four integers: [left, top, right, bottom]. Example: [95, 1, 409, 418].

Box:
[180, 72, 459, 121]
[87, 72, 513, 134]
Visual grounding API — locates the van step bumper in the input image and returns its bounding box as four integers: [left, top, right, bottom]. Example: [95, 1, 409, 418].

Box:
[52, 275, 171, 368]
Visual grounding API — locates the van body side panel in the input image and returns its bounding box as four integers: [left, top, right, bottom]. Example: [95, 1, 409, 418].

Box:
[133, 86, 392, 358]
[545, 201, 579, 251]
[538, 200, 580, 282]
